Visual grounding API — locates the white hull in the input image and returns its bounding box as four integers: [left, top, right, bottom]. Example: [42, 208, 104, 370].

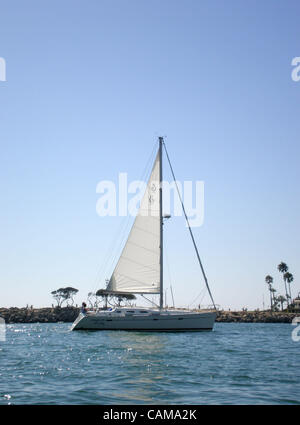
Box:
[71, 308, 216, 331]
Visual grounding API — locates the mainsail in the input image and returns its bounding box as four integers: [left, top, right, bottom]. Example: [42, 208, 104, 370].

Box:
[107, 151, 161, 294]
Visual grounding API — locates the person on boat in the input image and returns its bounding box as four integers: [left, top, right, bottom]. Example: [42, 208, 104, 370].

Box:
[81, 302, 87, 314]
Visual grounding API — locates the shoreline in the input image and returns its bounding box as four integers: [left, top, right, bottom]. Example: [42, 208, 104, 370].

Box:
[0, 307, 299, 324]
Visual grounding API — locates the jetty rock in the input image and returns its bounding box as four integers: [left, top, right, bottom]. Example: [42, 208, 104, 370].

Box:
[0, 307, 79, 323]
[215, 310, 298, 323]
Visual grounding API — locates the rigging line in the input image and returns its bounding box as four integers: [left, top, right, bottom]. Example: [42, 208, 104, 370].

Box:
[92, 140, 158, 292]
[92, 214, 131, 292]
[100, 214, 132, 282]
[163, 141, 216, 310]
[198, 290, 208, 308]
[92, 179, 142, 292]
[104, 144, 156, 267]
[187, 287, 206, 309]
[91, 200, 135, 293]
[141, 294, 160, 308]
[104, 143, 158, 283]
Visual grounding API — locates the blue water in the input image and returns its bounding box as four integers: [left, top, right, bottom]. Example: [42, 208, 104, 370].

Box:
[0, 323, 299, 404]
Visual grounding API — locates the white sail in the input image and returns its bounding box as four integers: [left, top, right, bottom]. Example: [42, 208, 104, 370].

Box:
[107, 151, 161, 294]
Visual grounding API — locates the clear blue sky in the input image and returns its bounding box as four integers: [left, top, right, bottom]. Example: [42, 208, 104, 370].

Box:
[1, 0, 299, 309]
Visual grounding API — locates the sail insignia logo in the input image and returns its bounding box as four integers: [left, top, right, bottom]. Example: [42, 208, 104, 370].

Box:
[291, 56, 300, 82]
[0, 57, 6, 82]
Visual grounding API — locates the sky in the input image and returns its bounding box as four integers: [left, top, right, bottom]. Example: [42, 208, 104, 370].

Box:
[0, 0, 299, 310]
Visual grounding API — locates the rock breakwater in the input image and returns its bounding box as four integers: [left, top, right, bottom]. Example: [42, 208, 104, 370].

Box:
[0, 307, 298, 324]
[0, 307, 79, 323]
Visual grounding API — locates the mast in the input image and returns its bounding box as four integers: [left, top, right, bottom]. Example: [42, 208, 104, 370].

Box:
[159, 137, 164, 309]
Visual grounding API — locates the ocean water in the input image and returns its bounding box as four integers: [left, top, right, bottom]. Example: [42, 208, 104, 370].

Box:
[0, 322, 299, 405]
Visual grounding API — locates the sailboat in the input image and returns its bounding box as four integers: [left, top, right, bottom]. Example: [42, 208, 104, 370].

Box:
[71, 138, 217, 331]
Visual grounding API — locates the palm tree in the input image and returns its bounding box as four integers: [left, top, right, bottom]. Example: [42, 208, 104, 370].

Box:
[265, 275, 274, 310]
[278, 262, 289, 306]
[277, 295, 286, 311]
[284, 272, 294, 307]
[270, 287, 277, 310]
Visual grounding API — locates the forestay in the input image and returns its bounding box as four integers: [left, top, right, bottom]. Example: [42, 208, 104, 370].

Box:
[107, 151, 161, 294]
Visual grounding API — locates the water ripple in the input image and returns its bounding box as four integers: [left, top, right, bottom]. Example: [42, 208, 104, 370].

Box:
[0, 323, 299, 404]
